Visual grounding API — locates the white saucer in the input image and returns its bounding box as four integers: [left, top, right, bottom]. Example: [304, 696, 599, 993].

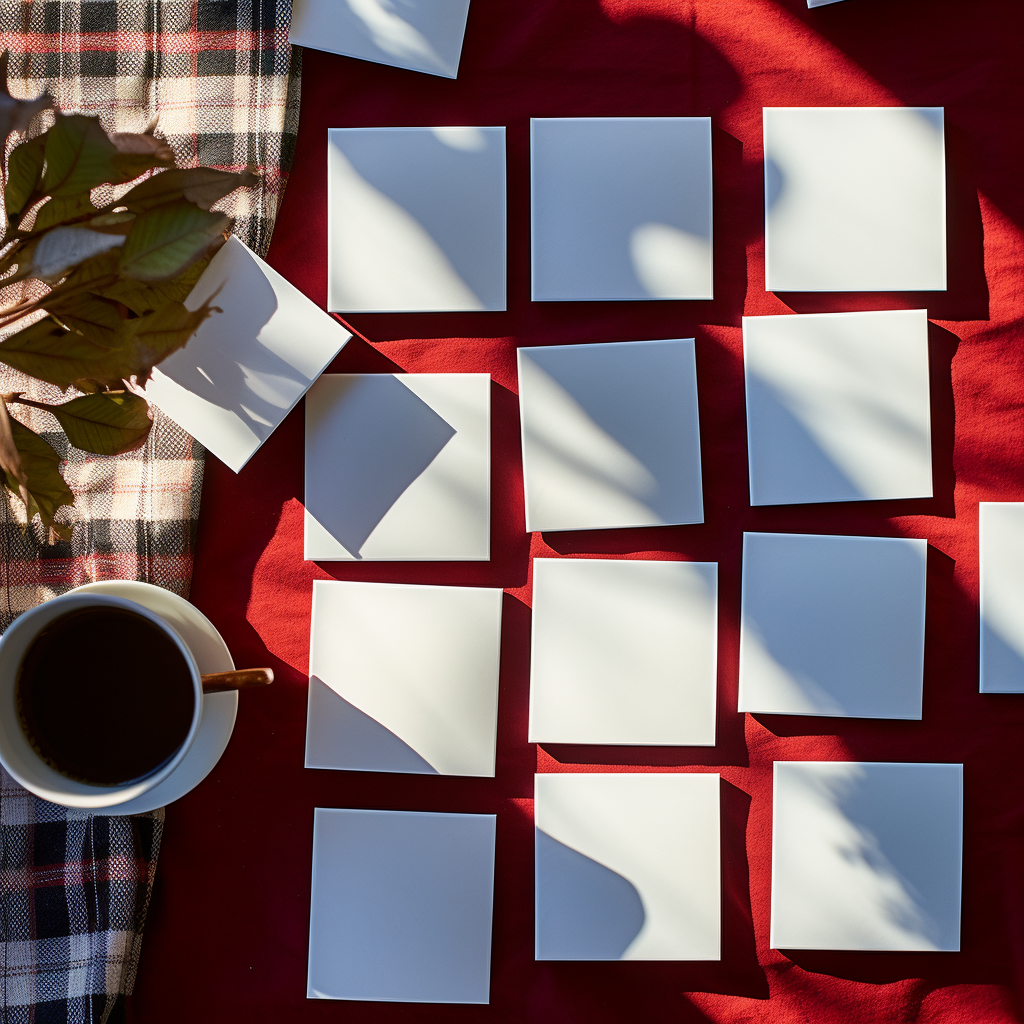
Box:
[71, 580, 237, 816]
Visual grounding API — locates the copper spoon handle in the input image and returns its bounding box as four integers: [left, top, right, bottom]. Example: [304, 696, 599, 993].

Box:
[200, 668, 274, 694]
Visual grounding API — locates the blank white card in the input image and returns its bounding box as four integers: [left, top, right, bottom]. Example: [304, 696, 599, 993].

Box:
[764, 107, 945, 292]
[739, 532, 927, 719]
[304, 373, 490, 561]
[529, 558, 718, 746]
[531, 117, 713, 301]
[744, 309, 932, 506]
[772, 761, 962, 951]
[306, 580, 502, 777]
[535, 773, 720, 960]
[308, 808, 496, 1003]
[328, 127, 506, 313]
[518, 338, 704, 533]
[289, 0, 472, 79]
[144, 236, 352, 473]
[979, 502, 1024, 692]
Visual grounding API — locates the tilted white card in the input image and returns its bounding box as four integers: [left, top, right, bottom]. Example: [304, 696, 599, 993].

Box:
[289, 0, 472, 79]
[771, 761, 963, 951]
[308, 808, 496, 1002]
[328, 127, 505, 312]
[517, 339, 704, 533]
[979, 502, 1024, 692]
[808, 0, 847, 6]
[529, 558, 718, 746]
[304, 373, 489, 561]
[764, 107, 946, 292]
[744, 309, 932, 506]
[535, 773, 720, 960]
[531, 117, 713, 301]
[739, 532, 927, 719]
[142, 236, 352, 473]
[306, 580, 502, 776]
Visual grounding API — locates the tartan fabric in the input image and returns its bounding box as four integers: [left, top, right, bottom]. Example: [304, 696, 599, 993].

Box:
[0, 1, 301, 1018]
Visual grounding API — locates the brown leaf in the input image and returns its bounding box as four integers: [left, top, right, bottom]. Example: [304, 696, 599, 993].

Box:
[117, 166, 257, 213]
[110, 131, 175, 163]
[4, 414, 74, 539]
[0, 398, 28, 506]
[46, 391, 153, 456]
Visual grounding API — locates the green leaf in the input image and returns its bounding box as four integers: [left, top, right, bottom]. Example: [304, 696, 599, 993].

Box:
[41, 113, 120, 197]
[31, 192, 99, 233]
[0, 409, 74, 539]
[94, 250, 214, 314]
[118, 200, 228, 282]
[5, 135, 45, 222]
[0, 317, 111, 389]
[45, 292, 125, 345]
[118, 166, 256, 213]
[47, 391, 152, 456]
[0, 298, 218, 390]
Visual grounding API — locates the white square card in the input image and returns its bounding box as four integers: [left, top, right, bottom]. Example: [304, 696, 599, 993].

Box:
[517, 338, 703, 533]
[289, 0, 472, 79]
[744, 309, 932, 506]
[529, 558, 718, 746]
[535, 773, 720, 960]
[739, 532, 927, 719]
[304, 373, 490, 561]
[531, 117, 712, 301]
[143, 236, 352, 473]
[771, 762, 962, 951]
[306, 580, 502, 776]
[764, 107, 946, 292]
[979, 502, 1024, 692]
[328, 127, 505, 312]
[308, 808, 496, 1002]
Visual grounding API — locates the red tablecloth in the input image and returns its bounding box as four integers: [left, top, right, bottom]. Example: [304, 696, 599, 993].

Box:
[129, 1, 1024, 1020]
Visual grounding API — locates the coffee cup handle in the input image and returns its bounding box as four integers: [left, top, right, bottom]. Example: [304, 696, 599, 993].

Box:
[200, 668, 274, 694]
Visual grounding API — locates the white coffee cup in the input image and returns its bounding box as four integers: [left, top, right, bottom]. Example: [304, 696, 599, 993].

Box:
[0, 592, 204, 809]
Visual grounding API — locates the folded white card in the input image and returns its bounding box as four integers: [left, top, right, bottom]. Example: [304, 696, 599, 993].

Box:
[304, 373, 490, 560]
[744, 309, 932, 506]
[771, 761, 962, 951]
[142, 236, 352, 473]
[535, 773, 720, 960]
[517, 338, 704, 533]
[764, 107, 946, 292]
[531, 117, 713, 301]
[529, 558, 717, 745]
[328, 127, 505, 312]
[306, 580, 502, 776]
[739, 532, 927, 719]
[979, 502, 1024, 692]
[289, 0, 471, 79]
[308, 808, 496, 1002]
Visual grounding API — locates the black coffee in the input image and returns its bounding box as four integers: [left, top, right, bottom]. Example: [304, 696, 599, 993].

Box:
[16, 607, 196, 786]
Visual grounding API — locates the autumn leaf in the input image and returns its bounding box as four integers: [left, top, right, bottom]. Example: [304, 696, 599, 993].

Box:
[117, 166, 257, 213]
[0, 406, 74, 539]
[44, 391, 152, 455]
[93, 251, 214, 315]
[118, 199, 229, 281]
[4, 134, 45, 226]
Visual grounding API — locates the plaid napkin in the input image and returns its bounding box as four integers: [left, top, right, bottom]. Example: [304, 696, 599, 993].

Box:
[0, 3, 300, 1021]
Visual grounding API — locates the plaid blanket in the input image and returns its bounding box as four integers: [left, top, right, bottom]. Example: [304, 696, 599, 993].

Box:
[0, 3, 300, 1021]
